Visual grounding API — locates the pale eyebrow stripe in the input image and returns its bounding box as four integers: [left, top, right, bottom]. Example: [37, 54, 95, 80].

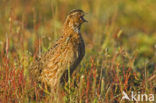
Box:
[71, 12, 79, 16]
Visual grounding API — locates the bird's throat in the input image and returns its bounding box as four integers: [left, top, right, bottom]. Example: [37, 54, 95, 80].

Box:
[72, 26, 80, 34]
[63, 25, 81, 35]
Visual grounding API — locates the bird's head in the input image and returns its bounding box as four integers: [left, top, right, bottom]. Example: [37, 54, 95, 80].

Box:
[64, 9, 87, 33]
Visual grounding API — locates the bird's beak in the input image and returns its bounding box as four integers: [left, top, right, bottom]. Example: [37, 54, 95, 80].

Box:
[84, 12, 88, 22]
[82, 17, 88, 23]
[82, 14, 88, 23]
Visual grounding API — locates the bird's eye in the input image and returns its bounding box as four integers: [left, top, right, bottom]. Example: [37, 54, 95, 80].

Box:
[80, 16, 83, 20]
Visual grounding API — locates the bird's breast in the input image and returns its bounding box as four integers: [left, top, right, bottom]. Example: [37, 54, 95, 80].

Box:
[68, 36, 85, 68]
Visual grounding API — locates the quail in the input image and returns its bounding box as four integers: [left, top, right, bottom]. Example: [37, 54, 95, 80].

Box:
[29, 9, 87, 91]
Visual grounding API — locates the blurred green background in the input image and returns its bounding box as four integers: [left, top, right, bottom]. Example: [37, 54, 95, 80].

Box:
[0, 0, 156, 102]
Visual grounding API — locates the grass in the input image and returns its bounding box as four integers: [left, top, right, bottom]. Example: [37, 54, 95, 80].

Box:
[0, 0, 156, 103]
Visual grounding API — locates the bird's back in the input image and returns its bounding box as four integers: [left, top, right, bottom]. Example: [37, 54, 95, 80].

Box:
[29, 31, 85, 88]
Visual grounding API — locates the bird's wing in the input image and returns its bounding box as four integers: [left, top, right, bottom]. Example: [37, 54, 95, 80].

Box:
[29, 36, 63, 82]
[39, 35, 76, 86]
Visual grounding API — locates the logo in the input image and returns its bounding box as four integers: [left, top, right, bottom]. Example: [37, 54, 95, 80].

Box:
[121, 91, 155, 102]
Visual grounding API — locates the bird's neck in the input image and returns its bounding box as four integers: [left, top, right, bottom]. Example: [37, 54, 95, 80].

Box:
[63, 24, 81, 35]
[62, 26, 82, 42]
[72, 26, 80, 34]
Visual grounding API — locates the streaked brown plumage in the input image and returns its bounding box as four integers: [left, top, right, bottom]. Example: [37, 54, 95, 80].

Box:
[29, 9, 87, 90]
